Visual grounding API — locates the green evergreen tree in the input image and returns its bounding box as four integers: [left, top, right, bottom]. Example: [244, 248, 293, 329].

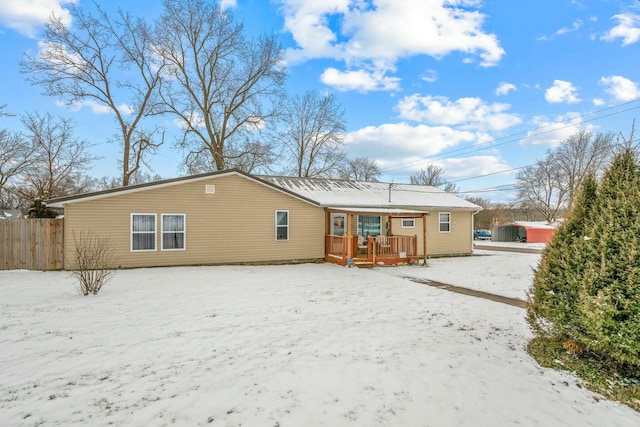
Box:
[527, 175, 597, 339]
[575, 149, 640, 365]
[529, 148, 640, 367]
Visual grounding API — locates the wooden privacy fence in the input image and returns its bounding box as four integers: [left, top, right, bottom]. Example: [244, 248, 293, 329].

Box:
[0, 219, 64, 271]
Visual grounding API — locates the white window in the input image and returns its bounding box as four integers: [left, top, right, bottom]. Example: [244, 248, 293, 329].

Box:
[162, 214, 186, 250]
[439, 212, 451, 233]
[276, 210, 289, 241]
[131, 214, 156, 251]
[401, 218, 415, 228]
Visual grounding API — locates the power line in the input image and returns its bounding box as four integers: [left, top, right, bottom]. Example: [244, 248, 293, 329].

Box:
[448, 135, 640, 186]
[448, 166, 525, 183]
[380, 99, 640, 173]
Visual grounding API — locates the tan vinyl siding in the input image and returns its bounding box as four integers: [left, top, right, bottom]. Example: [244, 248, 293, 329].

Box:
[62, 174, 325, 269]
[425, 210, 472, 256]
[391, 211, 472, 257]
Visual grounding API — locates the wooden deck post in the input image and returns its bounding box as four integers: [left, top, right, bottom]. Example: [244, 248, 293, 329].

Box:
[346, 212, 353, 261]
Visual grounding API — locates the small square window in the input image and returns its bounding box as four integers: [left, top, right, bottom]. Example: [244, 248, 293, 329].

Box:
[401, 218, 415, 228]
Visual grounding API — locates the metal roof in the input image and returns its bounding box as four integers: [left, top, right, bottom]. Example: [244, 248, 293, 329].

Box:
[260, 175, 481, 211]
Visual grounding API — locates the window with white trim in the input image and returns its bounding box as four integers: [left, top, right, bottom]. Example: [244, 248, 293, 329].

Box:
[401, 218, 415, 228]
[162, 214, 186, 250]
[131, 214, 156, 251]
[276, 210, 289, 241]
[439, 212, 451, 233]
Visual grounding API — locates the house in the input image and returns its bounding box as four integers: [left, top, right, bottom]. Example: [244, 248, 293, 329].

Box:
[45, 169, 482, 270]
[491, 221, 557, 244]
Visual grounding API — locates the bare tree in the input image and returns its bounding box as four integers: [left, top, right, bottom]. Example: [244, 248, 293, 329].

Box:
[281, 90, 346, 178]
[21, 3, 165, 186]
[155, 0, 286, 173]
[464, 196, 493, 229]
[515, 129, 616, 220]
[410, 165, 446, 186]
[13, 112, 96, 204]
[551, 129, 614, 211]
[340, 157, 381, 181]
[0, 129, 34, 208]
[409, 164, 459, 192]
[515, 159, 567, 222]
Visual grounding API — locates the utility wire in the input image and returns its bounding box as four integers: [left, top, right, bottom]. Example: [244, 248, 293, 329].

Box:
[380, 99, 640, 173]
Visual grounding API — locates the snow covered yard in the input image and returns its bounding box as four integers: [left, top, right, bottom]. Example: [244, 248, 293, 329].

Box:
[1, 253, 639, 426]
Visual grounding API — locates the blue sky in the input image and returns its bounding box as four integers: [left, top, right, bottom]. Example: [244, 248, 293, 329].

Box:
[1, 0, 640, 201]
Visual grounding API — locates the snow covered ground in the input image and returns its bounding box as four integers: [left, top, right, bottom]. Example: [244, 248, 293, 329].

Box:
[1, 251, 639, 426]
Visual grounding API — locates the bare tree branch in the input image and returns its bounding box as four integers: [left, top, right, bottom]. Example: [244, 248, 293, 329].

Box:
[340, 157, 381, 182]
[155, 0, 286, 173]
[280, 90, 346, 178]
[409, 165, 459, 192]
[21, 2, 166, 186]
[13, 112, 97, 204]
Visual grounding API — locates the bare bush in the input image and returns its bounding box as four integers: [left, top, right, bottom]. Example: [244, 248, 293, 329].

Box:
[71, 231, 117, 296]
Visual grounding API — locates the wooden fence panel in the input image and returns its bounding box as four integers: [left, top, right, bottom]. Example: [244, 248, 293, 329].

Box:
[0, 219, 64, 271]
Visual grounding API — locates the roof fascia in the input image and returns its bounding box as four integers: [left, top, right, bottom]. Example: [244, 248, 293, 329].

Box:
[46, 169, 320, 208]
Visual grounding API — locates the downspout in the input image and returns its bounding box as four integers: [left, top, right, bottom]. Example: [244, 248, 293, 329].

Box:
[471, 210, 480, 253]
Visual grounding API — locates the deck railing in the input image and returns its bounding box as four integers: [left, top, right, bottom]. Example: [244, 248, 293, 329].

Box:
[325, 234, 348, 259]
[369, 235, 417, 260]
[325, 234, 418, 264]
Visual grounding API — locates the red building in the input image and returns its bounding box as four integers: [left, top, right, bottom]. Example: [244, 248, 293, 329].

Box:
[491, 221, 557, 244]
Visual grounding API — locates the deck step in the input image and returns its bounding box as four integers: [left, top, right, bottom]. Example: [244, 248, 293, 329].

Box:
[352, 262, 374, 268]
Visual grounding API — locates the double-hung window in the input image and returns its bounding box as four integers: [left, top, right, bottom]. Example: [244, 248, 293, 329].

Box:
[162, 214, 186, 250]
[132, 214, 156, 251]
[439, 212, 451, 233]
[276, 210, 289, 241]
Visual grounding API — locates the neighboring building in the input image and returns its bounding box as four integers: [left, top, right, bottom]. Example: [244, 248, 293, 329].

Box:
[46, 169, 482, 270]
[491, 221, 557, 244]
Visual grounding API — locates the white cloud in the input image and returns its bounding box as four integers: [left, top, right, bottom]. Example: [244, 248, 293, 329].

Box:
[592, 98, 605, 106]
[602, 13, 640, 46]
[320, 66, 400, 92]
[422, 69, 438, 83]
[344, 122, 481, 160]
[397, 95, 521, 131]
[0, 0, 76, 38]
[556, 20, 583, 36]
[519, 113, 592, 147]
[56, 99, 133, 115]
[538, 20, 583, 41]
[545, 80, 581, 104]
[219, 0, 237, 9]
[599, 75, 640, 102]
[495, 82, 516, 96]
[278, 0, 505, 91]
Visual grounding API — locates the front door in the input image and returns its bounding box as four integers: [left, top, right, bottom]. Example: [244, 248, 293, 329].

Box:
[330, 213, 347, 236]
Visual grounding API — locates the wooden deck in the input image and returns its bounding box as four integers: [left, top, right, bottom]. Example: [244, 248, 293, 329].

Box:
[325, 235, 419, 266]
